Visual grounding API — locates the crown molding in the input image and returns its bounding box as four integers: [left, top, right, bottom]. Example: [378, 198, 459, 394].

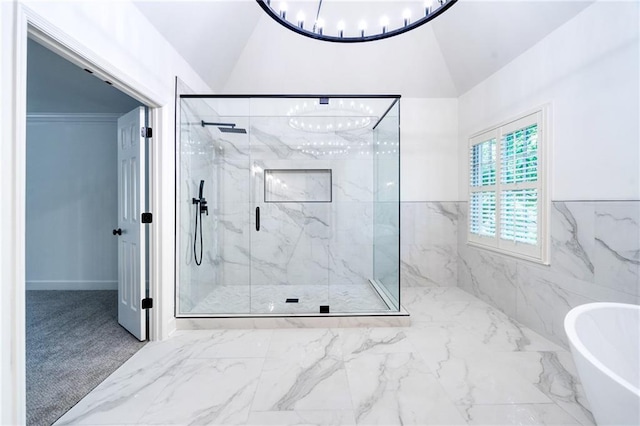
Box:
[26, 113, 122, 123]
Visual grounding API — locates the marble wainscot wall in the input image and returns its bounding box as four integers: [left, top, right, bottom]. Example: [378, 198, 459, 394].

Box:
[401, 202, 459, 288]
[457, 200, 640, 347]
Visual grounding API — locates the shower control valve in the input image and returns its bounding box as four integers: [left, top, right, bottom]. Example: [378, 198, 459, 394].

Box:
[193, 197, 208, 215]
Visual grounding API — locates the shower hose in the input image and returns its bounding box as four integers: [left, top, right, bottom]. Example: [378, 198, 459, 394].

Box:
[193, 203, 203, 266]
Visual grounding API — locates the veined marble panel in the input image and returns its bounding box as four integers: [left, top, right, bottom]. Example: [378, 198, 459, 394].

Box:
[403, 289, 561, 352]
[401, 202, 458, 287]
[493, 351, 595, 425]
[55, 333, 205, 424]
[330, 202, 373, 245]
[457, 245, 518, 317]
[331, 159, 374, 203]
[345, 352, 466, 425]
[550, 202, 596, 282]
[401, 202, 458, 246]
[328, 243, 373, 286]
[140, 358, 264, 424]
[593, 201, 640, 296]
[251, 202, 330, 286]
[402, 244, 457, 287]
[516, 263, 596, 348]
[339, 327, 415, 360]
[460, 403, 582, 425]
[251, 330, 351, 411]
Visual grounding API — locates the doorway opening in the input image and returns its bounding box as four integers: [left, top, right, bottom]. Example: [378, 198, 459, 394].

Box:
[25, 37, 152, 425]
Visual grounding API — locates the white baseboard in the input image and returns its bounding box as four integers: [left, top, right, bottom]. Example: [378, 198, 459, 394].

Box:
[26, 280, 118, 290]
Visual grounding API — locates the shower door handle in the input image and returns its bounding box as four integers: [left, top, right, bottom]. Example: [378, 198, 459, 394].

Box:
[256, 207, 260, 231]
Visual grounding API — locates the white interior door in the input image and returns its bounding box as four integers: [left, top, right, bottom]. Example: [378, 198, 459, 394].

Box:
[116, 107, 147, 341]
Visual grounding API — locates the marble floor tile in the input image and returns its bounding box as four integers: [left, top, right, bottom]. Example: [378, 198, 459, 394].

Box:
[494, 351, 595, 425]
[430, 349, 553, 406]
[403, 290, 563, 352]
[140, 358, 264, 425]
[246, 410, 356, 425]
[339, 327, 415, 360]
[251, 328, 352, 411]
[55, 366, 172, 425]
[55, 335, 203, 425]
[266, 328, 343, 361]
[459, 403, 582, 425]
[190, 329, 273, 359]
[55, 285, 595, 426]
[251, 357, 352, 411]
[345, 352, 466, 425]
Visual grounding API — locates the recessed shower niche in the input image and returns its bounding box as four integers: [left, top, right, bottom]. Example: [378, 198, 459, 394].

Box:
[264, 169, 332, 203]
[176, 95, 401, 317]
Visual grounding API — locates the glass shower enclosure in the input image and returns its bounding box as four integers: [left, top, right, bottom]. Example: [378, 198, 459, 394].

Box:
[176, 96, 400, 316]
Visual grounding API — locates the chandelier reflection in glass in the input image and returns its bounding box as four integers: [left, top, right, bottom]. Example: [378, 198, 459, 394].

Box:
[257, 0, 458, 43]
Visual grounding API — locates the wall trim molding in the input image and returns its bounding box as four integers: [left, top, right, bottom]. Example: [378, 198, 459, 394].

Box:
[27, 113, 122, 123]
[26, 280, 118, 291]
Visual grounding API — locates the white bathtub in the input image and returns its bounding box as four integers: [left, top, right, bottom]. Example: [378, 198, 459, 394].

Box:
[565, 303, 640, 426]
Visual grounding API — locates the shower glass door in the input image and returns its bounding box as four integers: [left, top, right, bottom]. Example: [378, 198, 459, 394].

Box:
[248, 98, 331, 314]
[177, 95, 401, 317]
[177, 97, 253, 315]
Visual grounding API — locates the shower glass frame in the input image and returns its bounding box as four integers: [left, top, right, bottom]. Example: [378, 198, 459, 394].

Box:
[175, 95, 401, 317]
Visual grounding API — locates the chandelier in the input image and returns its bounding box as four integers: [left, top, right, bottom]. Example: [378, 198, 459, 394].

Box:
[287, 99, 374, 132]
[257, 0, 458, 43]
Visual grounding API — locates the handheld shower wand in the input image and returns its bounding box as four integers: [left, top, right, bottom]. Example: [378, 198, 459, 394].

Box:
[192, 180, 207, 265]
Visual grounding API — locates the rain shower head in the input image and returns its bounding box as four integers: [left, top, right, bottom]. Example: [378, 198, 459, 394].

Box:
[201, 120, 247, 134]
[218, 127, 247, 134]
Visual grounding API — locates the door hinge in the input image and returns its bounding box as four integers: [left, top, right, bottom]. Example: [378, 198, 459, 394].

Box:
[141, 127, 152, 138]
[142, 298, 153, 309]
[141, 212, 153, 223]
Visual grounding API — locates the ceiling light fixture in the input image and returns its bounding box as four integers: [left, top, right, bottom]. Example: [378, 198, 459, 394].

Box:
[287, 99, 375, 132]
[257, 0, 457, 43]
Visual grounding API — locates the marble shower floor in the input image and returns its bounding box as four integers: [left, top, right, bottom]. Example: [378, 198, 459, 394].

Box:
[188, 283, 389, 315]
[56, 286, 595, 425]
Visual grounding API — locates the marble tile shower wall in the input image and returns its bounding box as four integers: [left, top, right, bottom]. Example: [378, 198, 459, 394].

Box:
[248, 118, 375, 289]
[400, 201, 459, 288]
[180, 114, 384, 313]
[457, 200, 640, 348]
[178, 107, 219, 312]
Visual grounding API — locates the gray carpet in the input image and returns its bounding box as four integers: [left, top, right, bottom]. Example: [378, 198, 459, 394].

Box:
[26, 290, 146, 426]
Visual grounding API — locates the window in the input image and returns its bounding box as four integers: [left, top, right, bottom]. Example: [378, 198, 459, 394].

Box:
[468, 110, 548, 263]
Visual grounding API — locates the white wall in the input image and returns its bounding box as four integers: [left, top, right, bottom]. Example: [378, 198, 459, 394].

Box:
[401, 98, 458, 202]
[223, 15, 457, 97]
[1, 1, 212, 422]
[458, 0, 640, 202]
[26, 114, 119, 290]
[456, 0, 640, 347]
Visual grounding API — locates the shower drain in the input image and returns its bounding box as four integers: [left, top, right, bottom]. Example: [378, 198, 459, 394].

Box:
[285, 298, 299, 303]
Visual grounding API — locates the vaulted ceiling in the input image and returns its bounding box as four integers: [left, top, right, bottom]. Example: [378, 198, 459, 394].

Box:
[27, 0, 596, 111]
[134, 0, 594, 96]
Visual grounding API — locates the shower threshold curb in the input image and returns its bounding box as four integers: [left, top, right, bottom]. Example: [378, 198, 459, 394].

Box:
[175, 310, 411, 330]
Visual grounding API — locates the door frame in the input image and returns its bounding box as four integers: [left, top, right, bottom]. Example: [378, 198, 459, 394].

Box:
[3, 4, 165, 423]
